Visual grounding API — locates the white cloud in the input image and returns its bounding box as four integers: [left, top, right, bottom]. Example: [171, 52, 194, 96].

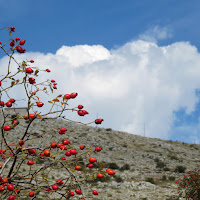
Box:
[139, 26, 173, 42]
[1, 39, 200, 142]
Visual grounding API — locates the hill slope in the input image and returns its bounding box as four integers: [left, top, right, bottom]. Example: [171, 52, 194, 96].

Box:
[1, 116, 199, 199]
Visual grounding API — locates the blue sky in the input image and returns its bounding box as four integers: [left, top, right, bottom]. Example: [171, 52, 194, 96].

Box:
[1, 0, 200, 53]
[1, 0, 200, 144]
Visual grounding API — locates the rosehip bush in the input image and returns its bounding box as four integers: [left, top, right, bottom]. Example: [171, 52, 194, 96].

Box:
[173, 169, 200, 199]
[0, 26, 115, 199]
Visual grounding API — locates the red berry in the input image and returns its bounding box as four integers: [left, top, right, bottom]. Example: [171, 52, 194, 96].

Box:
[3, 125, 10, 131]
[57, 143, 63, 148]
[61, 156, 66, 160]
[27, 160, 35, 165]
[2, 177, 8, 183]
[37, 102, 44, 107]
[70, 149, 77, 155]
[15, 37, 20, 41]
[56, 179, 63, 185]
[82, 110, 89, 115]
[30, 60, 34, 63]
[10, 26, 15, 32]
[51, 184, 58, 190]
[78, 105, 83, 109]
[46, 69, 50, 72]
[65, 151, 71, 157]
[29, 77, 35, 84]
[60, 145, 67, 150]
[0, 185, 4, 191]
[60, 128, 67, 132]
[75, 189, 82, 194]
[24, 114, 29, 120]
[62, 140, 70, 145]
[95, 146, 102, 152]
[106, 168, 112, 172]
[8, 195, 15, 200]
[40, 153, 44, 157]
[29, 192, 34, 197]
[0, 81, 1, 86]
[51, 80, 55, 83]
[9, 98, 15, 103]
[108, 170, 115, 175]
[50, 142, 57, 148]
[15, 189, 20, 194]
[6, 101, 12, 107]
[70, 92, 78, 99]
[0, 101, 4, 107]
[28, 149, 36, 155]
[19, 40, 25, 45]
[97, 173, 104, 178]
[64, 94, 71, 99]
[75, 165, 82, 171]
[7, 184, 14, 191]
[53, 86, 57, 89]
[70, 192, 74, 196]
[93, 190, 98, 195]
[44, 150, 50, 157]
[0, 42, 2, 45]
[88, 164, 93, 168]
[89, 157, 96, 163]
[77, 110, 84, 116]
[29, 114, 35, 119]
[11, 120, 19, 125]
[16, 46, 23, 53]
[80, 145, 85, 150]
[10, 41, 15, 47]
[95, 118, 104, 124]
[26, 67, 33, 73]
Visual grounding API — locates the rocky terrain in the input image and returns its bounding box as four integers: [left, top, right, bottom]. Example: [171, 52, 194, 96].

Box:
[0, 110, 199, 199]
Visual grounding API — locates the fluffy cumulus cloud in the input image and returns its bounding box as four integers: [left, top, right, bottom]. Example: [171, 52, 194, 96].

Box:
[1, 39, 200, 142]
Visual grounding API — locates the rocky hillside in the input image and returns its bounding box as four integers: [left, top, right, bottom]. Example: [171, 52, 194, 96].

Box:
[1, 114, 199, 200]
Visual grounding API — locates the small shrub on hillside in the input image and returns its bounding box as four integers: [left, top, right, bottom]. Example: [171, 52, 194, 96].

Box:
[174, 165, 186, 173]
[106, 128, 112, 131]
[120, 163, 130, 171]
[105, 162, 120, 169]
[156, 161, 166, 169]
[145, 177, 155, 184]
[154, 157, 160, 163]
[114, 175, 123, 183]
[161, 175, 167, 181]
[169, 155, 179, 160]
[168, 176, 175, 181]
[163, 167, 171, 171]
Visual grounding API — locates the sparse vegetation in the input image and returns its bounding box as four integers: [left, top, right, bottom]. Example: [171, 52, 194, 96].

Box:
[145, 177, 155, 184]
[120, 163, 130, 171]
[174, 165, 186, 173]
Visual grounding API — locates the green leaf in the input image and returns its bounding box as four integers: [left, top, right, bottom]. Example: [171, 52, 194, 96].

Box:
[34, 69, 39, 76]
[28, 103, 34, 110]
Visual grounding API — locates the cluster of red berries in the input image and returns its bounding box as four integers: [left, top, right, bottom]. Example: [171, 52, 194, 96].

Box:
[51, 79, 57, 89]
[0, 26, 108, 199]
[10, 36, 26, 53]
[0, 177, 35, 199]
[0, 98, 15, 108]
[173, 169, 200, 199]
